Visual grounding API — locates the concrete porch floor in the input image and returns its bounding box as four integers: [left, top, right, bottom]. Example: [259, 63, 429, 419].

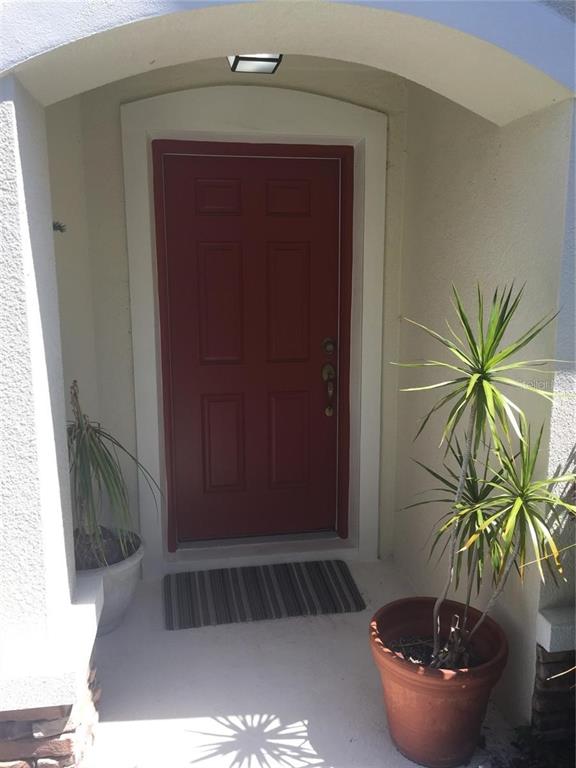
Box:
[91, 559, 512, 768]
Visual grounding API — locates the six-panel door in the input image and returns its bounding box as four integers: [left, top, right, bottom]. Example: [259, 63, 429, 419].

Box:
[153, 141, 352, 545]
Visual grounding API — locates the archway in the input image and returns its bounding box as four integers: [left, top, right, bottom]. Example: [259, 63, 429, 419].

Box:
[11, 2, 572, 124]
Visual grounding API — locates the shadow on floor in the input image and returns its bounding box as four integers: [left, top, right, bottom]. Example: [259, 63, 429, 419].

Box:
[188, 713, 326, 767]
[90, 563, 480, 767]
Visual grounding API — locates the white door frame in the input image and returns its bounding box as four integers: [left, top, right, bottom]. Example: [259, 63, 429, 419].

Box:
[121, 86, 388, 581]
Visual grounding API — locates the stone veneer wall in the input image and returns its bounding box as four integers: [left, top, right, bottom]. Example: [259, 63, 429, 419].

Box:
[0, 667, 99, 768]
[532, 645, 575, 741]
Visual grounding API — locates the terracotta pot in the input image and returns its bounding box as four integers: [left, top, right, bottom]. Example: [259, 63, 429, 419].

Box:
[370, 597, 508, 768]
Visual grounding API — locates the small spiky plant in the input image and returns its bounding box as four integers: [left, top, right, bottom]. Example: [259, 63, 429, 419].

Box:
[399, 285, 576, 668]
[67, 381, 159, 569]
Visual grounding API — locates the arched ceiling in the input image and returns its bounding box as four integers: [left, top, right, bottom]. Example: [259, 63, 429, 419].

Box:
[8, 2, 574, 125]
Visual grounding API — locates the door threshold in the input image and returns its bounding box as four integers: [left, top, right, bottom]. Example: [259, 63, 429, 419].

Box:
[178, 530, 338, 550]
[166, 530, 357, 572]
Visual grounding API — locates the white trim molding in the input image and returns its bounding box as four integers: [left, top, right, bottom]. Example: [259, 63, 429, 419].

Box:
[122, 85, 389, 580]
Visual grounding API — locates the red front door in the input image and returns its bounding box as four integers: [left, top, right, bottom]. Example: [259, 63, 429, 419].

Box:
[153, 141, 353, 547]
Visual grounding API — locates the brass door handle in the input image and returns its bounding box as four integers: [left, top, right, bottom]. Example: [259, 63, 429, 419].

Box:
[322, 363, 336, 416]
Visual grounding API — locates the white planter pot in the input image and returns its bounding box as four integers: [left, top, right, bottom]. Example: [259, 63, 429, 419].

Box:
[78, 540, 144, 635]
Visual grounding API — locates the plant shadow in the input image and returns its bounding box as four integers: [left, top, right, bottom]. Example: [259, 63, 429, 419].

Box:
[188, 713, 328, 768]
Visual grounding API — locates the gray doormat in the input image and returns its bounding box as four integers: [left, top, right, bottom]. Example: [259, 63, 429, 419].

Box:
[163, 560, 366, 630]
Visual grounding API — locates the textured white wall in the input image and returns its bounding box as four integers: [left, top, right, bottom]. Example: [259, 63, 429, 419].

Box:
[0, 76, 102, 711]
[539, 370, 576, 610]
[539, 107, 576, 611]
[0, 76, 75, 632]
[394, 84, 573, 723]
[46, 98, 99, 420]
[556, 104, 576, 363]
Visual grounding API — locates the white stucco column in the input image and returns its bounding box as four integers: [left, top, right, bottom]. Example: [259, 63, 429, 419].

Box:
[0, 74, 101, 710]
[537, 101, 576, 651]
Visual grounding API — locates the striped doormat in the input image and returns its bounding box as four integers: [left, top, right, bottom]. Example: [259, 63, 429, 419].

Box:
[163, 560, 366, 630]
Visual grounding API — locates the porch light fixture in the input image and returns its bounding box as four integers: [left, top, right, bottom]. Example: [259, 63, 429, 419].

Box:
[227, 53, 283, 74]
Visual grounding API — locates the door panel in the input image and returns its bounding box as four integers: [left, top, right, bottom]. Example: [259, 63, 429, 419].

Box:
[267, 242, 310, 362]
[153, 141, 353, 545]
[198, 242, 244, 363]
[269, 390, 310, 488]
[202, 394, 246, 493]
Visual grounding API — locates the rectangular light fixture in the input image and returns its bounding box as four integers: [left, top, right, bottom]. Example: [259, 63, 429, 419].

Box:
[227, 53, 283, 74]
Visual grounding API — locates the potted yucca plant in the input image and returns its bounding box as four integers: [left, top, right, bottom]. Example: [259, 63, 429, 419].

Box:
[369, 285, 576, 768]
[68, 381, 159, 634]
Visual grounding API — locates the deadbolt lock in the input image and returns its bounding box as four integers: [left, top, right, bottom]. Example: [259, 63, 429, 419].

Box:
[322, 337, 336, 355]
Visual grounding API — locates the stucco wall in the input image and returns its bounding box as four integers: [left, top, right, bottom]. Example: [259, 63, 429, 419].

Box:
[0, 77, 75, 632]
[539, 106, 576, 611]
[46, 56, 408, 531]
[46, 98, 99, 418]
[394, 84, 573, 722]
[0, 76, 102, 711]
[539, 370, 576, 611]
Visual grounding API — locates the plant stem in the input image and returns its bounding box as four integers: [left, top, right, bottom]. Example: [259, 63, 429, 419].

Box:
[467, 537, 521, 646]
[432, 406, 476, 659]
[463, 547, 479, 629]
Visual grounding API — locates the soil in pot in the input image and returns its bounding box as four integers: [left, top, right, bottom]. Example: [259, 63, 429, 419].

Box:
[74, 525, 140, 570]
[390, 635, 484, 668]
